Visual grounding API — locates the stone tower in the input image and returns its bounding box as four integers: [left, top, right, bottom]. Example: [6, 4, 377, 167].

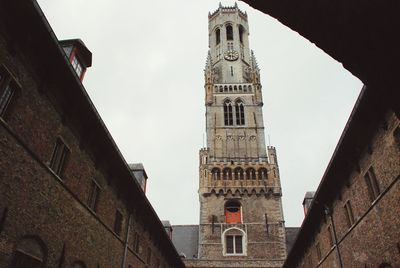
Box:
[198, 4, 287, 267]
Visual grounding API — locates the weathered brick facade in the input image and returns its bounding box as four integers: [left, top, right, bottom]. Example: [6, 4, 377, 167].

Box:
[0, 1, 185, 267]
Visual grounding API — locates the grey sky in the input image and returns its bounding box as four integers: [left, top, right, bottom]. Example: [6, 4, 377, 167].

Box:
[37, 0, 362, 227]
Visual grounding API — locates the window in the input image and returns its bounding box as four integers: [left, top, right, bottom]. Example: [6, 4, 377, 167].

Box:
[234, 167, 244, 180]
[222, 168, 232, 180]
[114, 210, 123, 236]
[238, 25, 245, 44]
[87, 180, 100, 212]
[226, 235, 243, 254]
[327, 225, 334, 247]
[223, 228, 246, 255]
[226, 25, 233, 40]
[72, 261, 87, 268]
[133, 232, 140, 252]
[364, 167, 380, 202]
[0, 66, 19, 118]
[71, 55, 83, 79]
[246, 168, 256, 180]
[225, 200, 241, 223]
[235, 101, 245, 125]
[211, 168, 221, 180]
[223, 100, 233, 126]
[258, 168, 268, 180]
[11, 237, 46, 268]
[215, 28, 221, 45]
[50, 138, 70, 178]
[344, 200, 355, 228]
[316, 242, 322, 261]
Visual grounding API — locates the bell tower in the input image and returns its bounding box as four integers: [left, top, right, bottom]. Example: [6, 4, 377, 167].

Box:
[198, 4, 287, 267]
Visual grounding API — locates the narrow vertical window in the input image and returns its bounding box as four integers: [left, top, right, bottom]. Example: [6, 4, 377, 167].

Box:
[327, 225, 334, 247]
[239, 25, 244, 44]
[364, 167, 380, 202]
[0, 67, 18, 118]
[235, 101, 245, 125]
[224, 101, 233, 126]
[230, 66, 234, 76]
[50, 138, 70, 178]
[344, 200, 355, 228]
[226, 25, 233, 41]
[226, 235, 234, 253]
[114, 210, 123, 236]
[316, 242, 322, 261]
[133, 232, 140, 252]
[215, 28, 221, 45]
[87, 180, 100, 212]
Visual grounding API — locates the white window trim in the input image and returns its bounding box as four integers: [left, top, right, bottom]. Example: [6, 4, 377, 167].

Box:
[222, 227, 247, 256]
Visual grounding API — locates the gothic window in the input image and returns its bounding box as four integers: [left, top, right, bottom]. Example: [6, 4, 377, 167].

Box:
[229, 85, 233, 92]
[215, 28, 221, 45]
[219, 86, 223, 92]
[344, 200, 355, 228]
[234, 85, 237, 91]
[50, 138, 70, 178]
[87, 179, 100, 212]
[235, 101, 245, 125]
[0, 66, 19, 118]
[238, 25, 245, 44]
[223, 228, 246, 255]
[11, 237, 46, 268]
[234, 167, 244, 180]
[222, 168, 232, 180]
[225, 200, 241, 223]
[364, 167, 380, 202]
[224, 100, 233, 126]
[211, 168, 221, 180]
[258, 168, 268, 180]
[224, 85, 228, 92]
[226, 25, 233, 41]
[243, 85, 247, 92]
[246, 168, 256, 180]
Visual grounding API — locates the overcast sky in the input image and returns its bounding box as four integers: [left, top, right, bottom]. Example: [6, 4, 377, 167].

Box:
[37, 0, 362, 227]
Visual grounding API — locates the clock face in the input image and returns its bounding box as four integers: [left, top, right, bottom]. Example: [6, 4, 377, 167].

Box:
[224, 50, 239, 61]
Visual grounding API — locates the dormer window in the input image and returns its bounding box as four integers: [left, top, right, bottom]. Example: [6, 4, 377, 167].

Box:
[59, 39, 92, 82]
[71, 56, 83, 79]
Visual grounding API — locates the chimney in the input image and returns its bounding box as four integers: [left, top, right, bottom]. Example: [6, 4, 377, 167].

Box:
[59, 39, 92, 81]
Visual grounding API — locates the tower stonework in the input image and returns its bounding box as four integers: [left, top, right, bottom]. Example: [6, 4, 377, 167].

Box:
[197, 4, 287, 268]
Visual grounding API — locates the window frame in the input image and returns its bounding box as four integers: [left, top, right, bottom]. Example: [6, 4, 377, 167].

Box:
[344, 200, 355, 228]
[87, 179, 100, 212]
[364, 167, 381, 202]
[49, 137, 70, 179]
[222, 228, 246, 256]
[113, 210, 123, 236]
[0, 65, 20, 118]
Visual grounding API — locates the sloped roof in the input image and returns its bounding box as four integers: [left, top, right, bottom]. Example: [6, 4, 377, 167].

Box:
[172, 225, 199, 259]
[285, 227, 300, 254]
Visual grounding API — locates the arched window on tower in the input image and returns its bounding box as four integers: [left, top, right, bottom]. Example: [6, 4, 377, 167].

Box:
[234, 167, 244, 180]
[226, 25, 233, 41]
[246, 168, 256, 180]
[258, 168, 268, 180]
[215, 28, 221, 45]
[11, 236, 46, 268]
[224, 100, 233, 126]
[225, 200, 241, 223]
[235, 101, 245, 125]
[239, 25, 245, 44]
[222, 168, 232, 180]
[211, 168, 221, 180]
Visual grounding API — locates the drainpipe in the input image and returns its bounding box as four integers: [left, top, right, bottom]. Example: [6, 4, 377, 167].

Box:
[324, 206, 344, 268]
[121, 214, 132, 268]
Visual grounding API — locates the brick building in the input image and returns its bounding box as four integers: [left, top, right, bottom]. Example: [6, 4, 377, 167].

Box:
[0, 1, 185, 267]
[240, 1, 400, 267]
